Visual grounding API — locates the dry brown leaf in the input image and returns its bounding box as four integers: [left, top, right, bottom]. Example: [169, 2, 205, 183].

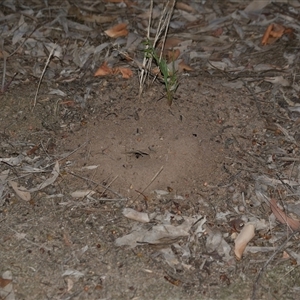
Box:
[26, 144, 40, 156]
[9, 180, 31, 201]
[163, 38, 182, 50]
[261, 24, 293, 45]
[66, 278, 74, 292]
[282, 251, 290, 259]
[261, 24, 273, 45]
[0, 271, 14, 300]
[152, 66, 161, 76]
[261, 24, 284, 45]
[175, 2, 196, 13]
[0, 277, 11, 288]
[94, 62, 113, 76]
[178, 60, 193, 72]
[166, 49, 180, 62]
[159, 38, 182, 60]
[117, 67, 133, 79]
[94, 62, 132, 79]
[105, 23, 128, 38]
[234, 223, 255, 260]
[270, 198, 300, 231]
[211, 27, 223, 37]
[63, 231, 73, 246]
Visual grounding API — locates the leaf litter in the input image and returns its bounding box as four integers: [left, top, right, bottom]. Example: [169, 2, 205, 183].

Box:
[1, 0, 300, 298]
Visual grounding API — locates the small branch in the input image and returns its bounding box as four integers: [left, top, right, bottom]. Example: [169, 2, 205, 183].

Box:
[32, 45, 56, 109]
[139, 0, 154, 98]
[69, 171, 125, 200]
[132, 166, 164, 202]
[0, 39, 7, 93]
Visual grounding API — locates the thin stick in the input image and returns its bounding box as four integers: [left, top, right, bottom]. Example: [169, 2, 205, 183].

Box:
[32, 45, 56, 109]
[99, 175, 119, 198]
[0, 39, 6, 93]
[139, 0, 177, 97]
[157, 0, 176, 62]
[54, 141, 89, 167]
[133, 166, 164, 202]
[139, 0, 154, 97]
[1, 57, 6, 93]
[87, 196, 127, 202]
[69, 171, 125, 199]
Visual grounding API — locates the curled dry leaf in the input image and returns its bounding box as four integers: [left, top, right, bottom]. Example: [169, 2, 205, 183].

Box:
[0, 270, 14, 300]
[282, 251, 290, 259]
[29, 161, 60, 192]
[9, 180, 31, 201]
[175, 2, 197, 13]
[270, 198, 300, 231]
[117, 67, 133, 79]
[71, 190, 95, 198]
[160, 38, 182, 59]
[261, 23, 294, 45]
[0, 277, 11, 289]
[94, 61, 113, 76]
[234, 223, 255, 260]
[151, 66, 161, 76]
[264, 76, 289, 86]
[105, 23, 128, 38]
[211, 27, 223, 38]
[66, 278, 74, 292]
[166, 49, 180, 62]
[178, 60, 193, 72]
[94, 62, 133, 79]
[163, 37, 182, 50]
[122, 208, 150, 223]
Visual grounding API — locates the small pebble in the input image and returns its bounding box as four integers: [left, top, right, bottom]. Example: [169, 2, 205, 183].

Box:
[238, 205, 245, 212]
[228, 186, 235, 193]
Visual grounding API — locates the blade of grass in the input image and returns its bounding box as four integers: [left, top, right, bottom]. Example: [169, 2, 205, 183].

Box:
[138, 0, 154, 98]
[139, 0, 178, 105]
[32, 44, 56, 109]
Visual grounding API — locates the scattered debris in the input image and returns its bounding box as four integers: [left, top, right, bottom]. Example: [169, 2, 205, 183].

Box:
[1, 0, 300, 298]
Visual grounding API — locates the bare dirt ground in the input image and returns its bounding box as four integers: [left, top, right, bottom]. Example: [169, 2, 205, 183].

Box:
[1, 1, 300, 300]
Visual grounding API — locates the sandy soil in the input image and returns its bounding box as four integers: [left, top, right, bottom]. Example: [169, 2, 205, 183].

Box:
[1, 1, 300, 299]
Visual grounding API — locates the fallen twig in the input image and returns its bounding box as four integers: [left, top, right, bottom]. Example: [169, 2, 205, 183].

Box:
[32, 44, 56, 109]
[132, 166, 164, 202]
[69, 171, 125, 200]
[88, 196, 127, 202]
